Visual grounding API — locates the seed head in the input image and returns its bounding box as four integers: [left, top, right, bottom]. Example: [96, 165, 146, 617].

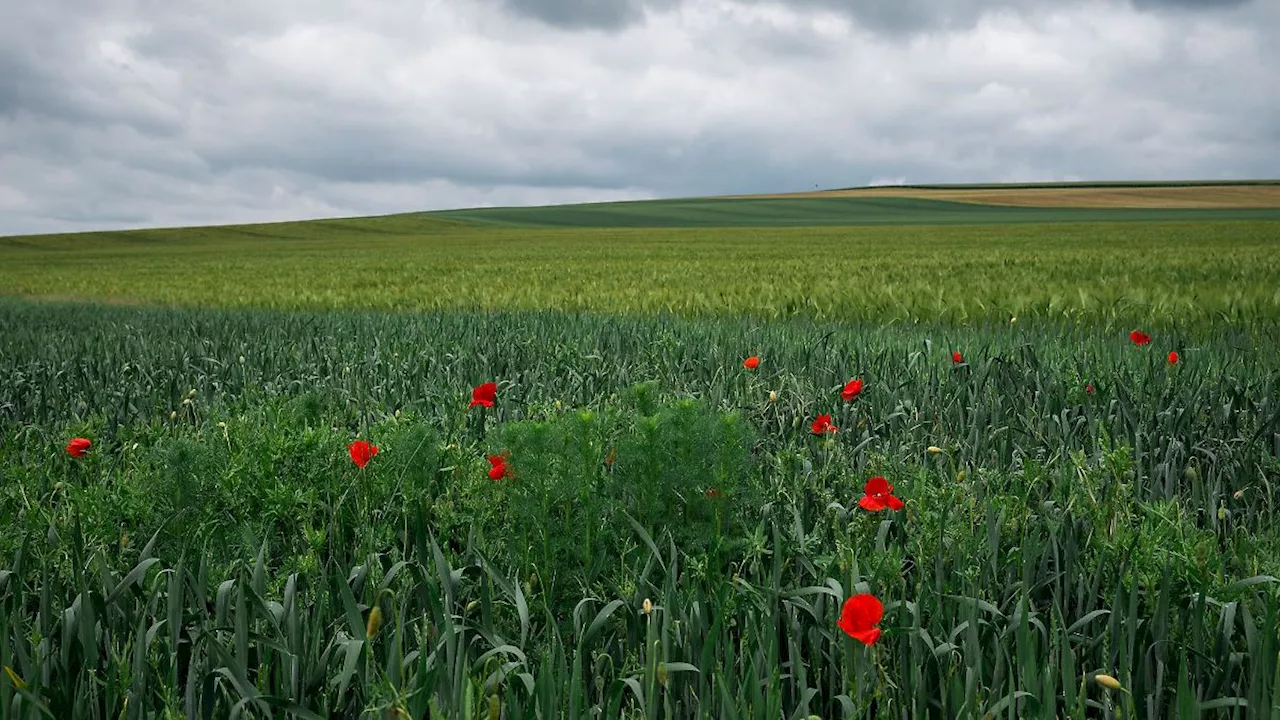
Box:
[3, 665, 26, 690]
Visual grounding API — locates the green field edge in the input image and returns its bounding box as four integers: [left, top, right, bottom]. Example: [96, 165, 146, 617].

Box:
[430, 196, 1280, 228]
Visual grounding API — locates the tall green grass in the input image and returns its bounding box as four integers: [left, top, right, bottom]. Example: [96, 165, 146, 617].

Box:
[2, 300, 1278, 717]
[3, 220, 1280, 326]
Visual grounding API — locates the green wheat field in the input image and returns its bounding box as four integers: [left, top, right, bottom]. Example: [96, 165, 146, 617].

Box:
[2, 194, 1280, 718]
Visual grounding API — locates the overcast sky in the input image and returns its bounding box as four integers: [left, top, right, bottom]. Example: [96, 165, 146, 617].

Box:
[1, 0, 1277, 235]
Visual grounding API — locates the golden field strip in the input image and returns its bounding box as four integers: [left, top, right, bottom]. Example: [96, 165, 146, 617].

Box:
[733, 183, 1280, 208]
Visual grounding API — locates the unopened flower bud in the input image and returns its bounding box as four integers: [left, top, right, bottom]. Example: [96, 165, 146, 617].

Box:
[366, 606, 383, 639]
[768, 390, 777, 403]
[642, 598, 653, 615]
[1094, 673, 1122, 691]
[927, 446, 943, 455]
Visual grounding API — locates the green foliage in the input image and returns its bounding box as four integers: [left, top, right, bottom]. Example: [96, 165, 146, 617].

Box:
[2, 300, 1280, 717]
[3, 217, 1280, 325]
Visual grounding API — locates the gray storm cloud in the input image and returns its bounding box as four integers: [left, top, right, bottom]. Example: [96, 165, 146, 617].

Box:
[0, 0, 1276, 235]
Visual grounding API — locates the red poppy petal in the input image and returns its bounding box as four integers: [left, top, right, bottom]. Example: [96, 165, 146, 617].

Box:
[845, 594, 884, 627]
[886, 494, 905, 511]
[864, 476, 890, 494]
[850, 627, 882, 646]
[858, 495, 887, 512]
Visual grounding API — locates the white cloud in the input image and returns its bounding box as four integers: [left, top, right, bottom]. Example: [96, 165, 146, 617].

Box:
[0, 0, 1276, 234]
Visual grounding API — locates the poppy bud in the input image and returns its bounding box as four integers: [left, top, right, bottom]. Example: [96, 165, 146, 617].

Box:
[238, 355, 245, 364]
[657, 662, 669, 687]
[217, 421, 226, 429]
[465, 600, 479, 614]
[1218, 507, 1228, 521]
[642, 598, 653, 615]
[53, 481, 66, 492]
[488, 693, 501, 720]
[186, 389, 197, 399]
[170, 411, 177, 421]
[1094, 674, 1122, 691]
[956, 470, 967, 482]
[1233, 489, 1245, 500]
[769, 390, 777, 403]
[554, 400, 563, 410]
[366, 606, 383, 639]
[927, 446, 943, 455]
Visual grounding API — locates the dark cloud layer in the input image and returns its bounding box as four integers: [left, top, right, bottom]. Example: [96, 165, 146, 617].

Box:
[0, 0, 1277, 235]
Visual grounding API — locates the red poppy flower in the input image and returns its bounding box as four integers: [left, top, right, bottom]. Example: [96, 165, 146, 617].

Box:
[858, 476, 904, 512]
[1167, 351, 1179, 365]
[1086, 383, 1095, 395]
[952, 351, 963, 364]
[743, 356, 760, 370]
[65, 437, 92, 458]
[837, 593, 884, 646]
[348, 440, 378, 469]
[841, 378, 863, 401]
[469, 382, 497, 409]
[1129, 330, 1151, 346]
[811, 414, 837, 435]
[487, 454, 509, 481]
